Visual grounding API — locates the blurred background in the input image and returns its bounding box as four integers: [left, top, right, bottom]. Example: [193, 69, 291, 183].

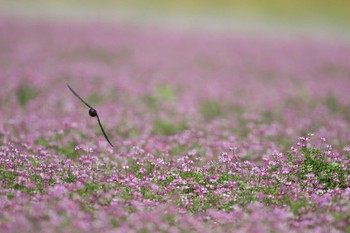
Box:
[1, 0, 350, 40]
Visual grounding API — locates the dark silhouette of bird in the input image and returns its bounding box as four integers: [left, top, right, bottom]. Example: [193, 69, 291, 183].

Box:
[66, 83, 114, 147]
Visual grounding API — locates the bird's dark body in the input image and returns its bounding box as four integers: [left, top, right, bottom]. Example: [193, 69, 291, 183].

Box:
[89, 108, 97, 117]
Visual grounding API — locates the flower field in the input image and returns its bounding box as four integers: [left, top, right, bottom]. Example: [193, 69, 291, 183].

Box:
[0, 18, 350, 232]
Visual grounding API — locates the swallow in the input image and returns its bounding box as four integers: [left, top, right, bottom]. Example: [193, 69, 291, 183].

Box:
[66, 83, 114, 147]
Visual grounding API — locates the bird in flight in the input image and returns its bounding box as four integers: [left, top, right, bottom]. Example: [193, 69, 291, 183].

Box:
[66, 83, 114, 147]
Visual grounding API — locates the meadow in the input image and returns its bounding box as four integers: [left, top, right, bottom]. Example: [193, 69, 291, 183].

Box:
[0, 18, 350, 232]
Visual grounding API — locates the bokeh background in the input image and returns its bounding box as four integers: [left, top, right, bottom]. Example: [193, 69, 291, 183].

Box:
[1, 2, 350, 232]
[1, 0, 350, 39]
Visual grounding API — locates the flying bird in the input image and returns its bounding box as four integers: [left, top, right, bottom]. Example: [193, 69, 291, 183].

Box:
[66, 83, 114, 147]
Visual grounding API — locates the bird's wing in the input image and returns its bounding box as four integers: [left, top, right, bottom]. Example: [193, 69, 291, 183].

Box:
[66, 83, 95, 110]
[96, 113, 114, 147]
